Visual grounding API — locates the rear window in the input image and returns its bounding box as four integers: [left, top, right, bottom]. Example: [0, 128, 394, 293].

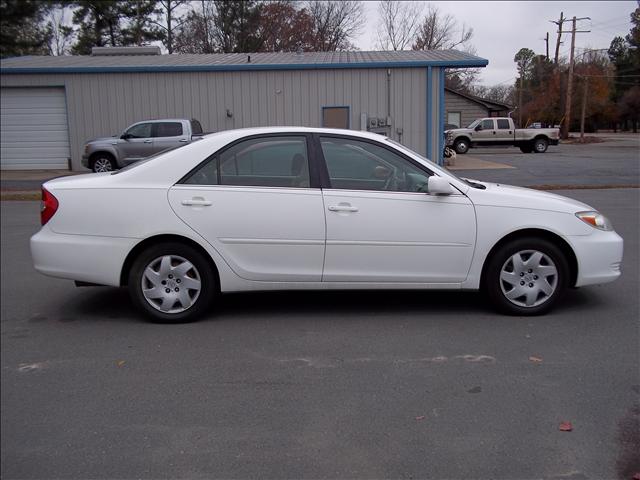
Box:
[154, 122, 183, 137]
[190, 119, 203, 134]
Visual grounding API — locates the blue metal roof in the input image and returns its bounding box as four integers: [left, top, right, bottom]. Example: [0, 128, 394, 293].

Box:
[1, 50, 487, 74]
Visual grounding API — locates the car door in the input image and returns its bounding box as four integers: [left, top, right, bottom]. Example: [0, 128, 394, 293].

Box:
[318, 135, 476, 283]
[472, 119, 496, 145]
[153, 121, 189, 154]
[118, 122, 154, 161]
[168, 134, 326, 282]
[495, 118, 514, 144]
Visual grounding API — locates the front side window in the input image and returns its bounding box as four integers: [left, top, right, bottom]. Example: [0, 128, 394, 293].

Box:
[183, 136, 310, 188]
[125, 123, 152, 138]
[496, 119, 511, 130]
[481, 119, 494, 130]
[320, 137, 431, 193]
[155, 122, 183, 137]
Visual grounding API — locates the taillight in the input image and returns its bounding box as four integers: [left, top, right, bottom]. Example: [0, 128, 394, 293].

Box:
[40, 187, 58, 225]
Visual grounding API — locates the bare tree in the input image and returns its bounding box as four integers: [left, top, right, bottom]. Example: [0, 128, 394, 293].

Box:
[46, 6, 75, 56]
[412, 4, 473, 51]
[412, 4, 478, 91]
[152, 0, 188, 54]
[376, 0, 422, 51]
[305, 0, 364, 51]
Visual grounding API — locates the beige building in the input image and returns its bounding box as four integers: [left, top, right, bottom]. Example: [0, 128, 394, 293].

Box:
[0, 49, 487, 171]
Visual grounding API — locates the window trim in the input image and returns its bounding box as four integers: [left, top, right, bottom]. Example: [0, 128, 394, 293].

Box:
[313, 133, 438, 192]
[176, 133, 321, 189]
[321, 106, 351, 129]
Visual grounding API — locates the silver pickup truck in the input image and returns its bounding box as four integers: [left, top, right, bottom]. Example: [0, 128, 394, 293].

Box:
[445, 117, 559, 154]
[82, 118, 205, 172]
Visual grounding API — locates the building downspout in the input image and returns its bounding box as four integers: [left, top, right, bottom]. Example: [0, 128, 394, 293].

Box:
[386, 69, 392, 139]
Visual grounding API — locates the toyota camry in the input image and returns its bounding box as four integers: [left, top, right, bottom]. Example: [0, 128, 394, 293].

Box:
[31, 127, 623, 322]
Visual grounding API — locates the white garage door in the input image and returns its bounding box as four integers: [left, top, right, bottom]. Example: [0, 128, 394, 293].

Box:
[1, 87, 71, 170]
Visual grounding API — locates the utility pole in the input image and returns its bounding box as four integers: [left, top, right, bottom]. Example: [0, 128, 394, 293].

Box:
[580, 76, 588, 142]
[561, 16, 590, 139]
[550, 12, 564, 65]
[544, 32, 549, 60]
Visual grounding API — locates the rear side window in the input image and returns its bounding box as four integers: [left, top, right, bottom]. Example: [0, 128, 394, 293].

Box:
[155, 122, 183, 137]
[496, 119, 511, 129]
[182, 136, 311, 188]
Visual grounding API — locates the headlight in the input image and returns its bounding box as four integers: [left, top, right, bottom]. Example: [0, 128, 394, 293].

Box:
[575, 211, 613, 231]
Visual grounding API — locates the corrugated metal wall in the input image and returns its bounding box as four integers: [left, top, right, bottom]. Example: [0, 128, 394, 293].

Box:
[1, 68, 431, 171]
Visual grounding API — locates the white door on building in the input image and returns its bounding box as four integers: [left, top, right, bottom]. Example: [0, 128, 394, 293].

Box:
[0, 87, 71, 170]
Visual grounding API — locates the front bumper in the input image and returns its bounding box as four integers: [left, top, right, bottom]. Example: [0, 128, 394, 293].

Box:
[81, 154, 90, 168]
[568, 229, 623, 287]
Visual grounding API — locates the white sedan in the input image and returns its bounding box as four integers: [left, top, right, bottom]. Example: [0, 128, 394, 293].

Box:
[31, 127, 623, 322]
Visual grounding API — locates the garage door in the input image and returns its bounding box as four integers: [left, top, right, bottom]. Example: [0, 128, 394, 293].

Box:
[0, 87, 71, 170]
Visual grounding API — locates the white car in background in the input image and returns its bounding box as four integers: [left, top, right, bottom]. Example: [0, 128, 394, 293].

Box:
[31, 127, 623, 323]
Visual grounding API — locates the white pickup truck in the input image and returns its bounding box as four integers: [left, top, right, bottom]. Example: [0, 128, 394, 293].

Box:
[445, 117, 560, 154]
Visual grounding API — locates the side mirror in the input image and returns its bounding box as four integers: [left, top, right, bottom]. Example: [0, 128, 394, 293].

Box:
[121, 133, 132, 140]
[427, 176, 455, 195]
[474, 124, 482, 131]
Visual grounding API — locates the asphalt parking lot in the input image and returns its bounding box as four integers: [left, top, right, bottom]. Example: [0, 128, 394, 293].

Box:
[1, 137, 639, 479]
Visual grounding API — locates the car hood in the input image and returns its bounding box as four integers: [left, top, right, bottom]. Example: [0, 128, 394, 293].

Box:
[447, 128, 473, 135]
[465, 180, 594, 214]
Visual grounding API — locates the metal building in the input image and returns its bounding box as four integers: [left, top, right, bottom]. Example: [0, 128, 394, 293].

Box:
[0, 49, 487, 171]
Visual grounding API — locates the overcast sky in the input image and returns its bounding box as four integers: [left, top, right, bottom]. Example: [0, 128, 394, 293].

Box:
[355, 1, 637, 86]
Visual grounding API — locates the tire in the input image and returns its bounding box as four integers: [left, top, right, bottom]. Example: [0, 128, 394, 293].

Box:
[454, 138, 470, 154]
[90, 154, 117, 173]
[519, 145, 533, 153]
[533, 137, 549, 153]
[484, 237, 569, 316]
[128, 242, 216, 323]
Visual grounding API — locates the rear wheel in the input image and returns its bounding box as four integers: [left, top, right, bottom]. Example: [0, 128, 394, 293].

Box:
[128, 242, 216, 323]
[90, 154, 117, 173]
[454, 138, 470, 154]
[484, 237, 569, 315]
[533, 137, 549, 153]
[519, 145, 533, 153]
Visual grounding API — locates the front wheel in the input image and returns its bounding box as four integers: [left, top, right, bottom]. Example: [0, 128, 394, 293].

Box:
[533, 138, 549, 153]
[484, 238, 569, 315]
[454, 139, 470, 154]
[128, 242, 216, 323]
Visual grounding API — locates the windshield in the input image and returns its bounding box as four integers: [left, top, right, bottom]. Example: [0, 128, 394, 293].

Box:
[111, 146, 181, 174]
[467, 119, 480, 129]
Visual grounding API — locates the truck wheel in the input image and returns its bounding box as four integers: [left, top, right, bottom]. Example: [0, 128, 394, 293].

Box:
[454, 139, 469, 154]
[519, 145, 533, 153]
[533, 138, 549, 153]
[91, 154, 117, 173]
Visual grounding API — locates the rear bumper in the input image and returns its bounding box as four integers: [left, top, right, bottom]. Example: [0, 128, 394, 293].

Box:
[549, 139, 559, 146]
[568, 230, 623, 287]
[31, 226, 137, 286]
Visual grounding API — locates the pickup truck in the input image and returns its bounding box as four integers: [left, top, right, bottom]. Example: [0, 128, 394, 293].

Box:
[82, 118, 205, 172]
[445, 117, 559, 154]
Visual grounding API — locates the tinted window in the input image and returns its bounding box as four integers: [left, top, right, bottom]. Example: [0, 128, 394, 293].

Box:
[190, 119, 203, 134]
[155, 122, 183, 137]
[183, 136, 310, 188]
[125, 123, 152, 138]
[481, 119, 494, 130]
[320, 137, 431, 193]
[496, 119, 511, 130]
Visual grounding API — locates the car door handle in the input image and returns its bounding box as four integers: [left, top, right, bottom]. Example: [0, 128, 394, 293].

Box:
[328, 204, 359, 212]
[143, 139, 152, 143]
[493, 131, 496, 135]
[182, 198, 212, 206]
[179, 138, 189, 143]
